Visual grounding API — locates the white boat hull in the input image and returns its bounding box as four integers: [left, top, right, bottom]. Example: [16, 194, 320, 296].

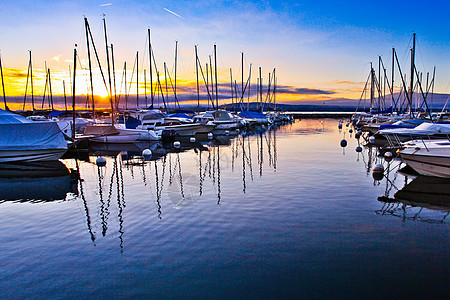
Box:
[400, 141, 450, 178]
[400, 153, 450, 178]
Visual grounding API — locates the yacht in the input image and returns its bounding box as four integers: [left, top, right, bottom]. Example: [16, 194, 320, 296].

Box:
[124, 109, 214, 136]
[399, 139, 450, 178]
[193, 110, 246, 133]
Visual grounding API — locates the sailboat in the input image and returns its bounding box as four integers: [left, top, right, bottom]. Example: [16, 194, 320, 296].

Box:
[79, 17, 162, 144]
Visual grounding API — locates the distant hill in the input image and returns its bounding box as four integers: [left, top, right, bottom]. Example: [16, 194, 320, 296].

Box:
[3, 91, 449, 112]
[221, 102, 360, 112]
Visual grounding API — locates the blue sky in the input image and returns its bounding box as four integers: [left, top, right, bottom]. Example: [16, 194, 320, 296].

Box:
[1, 0, 449, 104]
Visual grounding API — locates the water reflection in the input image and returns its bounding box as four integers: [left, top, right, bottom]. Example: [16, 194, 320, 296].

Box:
[0, 161, 78, 202]
[377, 175, 450, 223]
[357, 144, 450, 223]
[61, 124, 283, 251]
[2, 118, 448, 298]
[348, 128, 450, 224]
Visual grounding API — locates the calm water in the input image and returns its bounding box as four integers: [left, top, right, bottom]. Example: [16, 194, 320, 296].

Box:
[0, 119, 448, 299]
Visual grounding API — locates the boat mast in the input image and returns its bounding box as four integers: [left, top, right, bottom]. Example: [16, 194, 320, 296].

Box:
[209, 56, 214, 109]
[378, 56, 381, 109]
[214, 44, 218, 109]
[273, 69, 277, 111]
[84, 17, 95, 119]
[48, 68, 53, 110]
[111, 44, 117, 111]
[391, 48, 395, 112]
[72, 46, 77, 139]
[431, 66, 435, 112]
[144, 69, 147, 108]
[136, 51, 139, 109]
[230, 68, 234, 110]
[409, 33, 416, 118]
[63, 80, 67, 112]
[259, 67, 262, 112]
[247, 64, 252, 110]
[241, 52, 244, 109]
[195, 45, 200, 112]
[164, 62, 168, 110]
[103, 16, 114, 125]
[0, 51, 8, 111]
[148, 28, 153, 108]
[265, 71, 271, 110]
[370, 62, 375, 110]
[206, 62, 210, 109]
[41, 65, 49, 109]
[84, 17, 110, 113]
[124, 61, 127, 110]
[30, 50, 34, 113]
[174, 41, 177, 109]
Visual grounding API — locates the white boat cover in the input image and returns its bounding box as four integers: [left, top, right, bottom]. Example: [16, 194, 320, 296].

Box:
[379, 122, 450, 135]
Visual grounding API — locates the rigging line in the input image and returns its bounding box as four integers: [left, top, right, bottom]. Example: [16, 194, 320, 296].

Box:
[196, 56, 213, 101]
[177, 42, 189, 81]
[127, 53, 138, 96]
[141, 33, 148, 70]
[164, 63, 180, 107]
[401, 34, 414, 65]
[77, 21, 87, 57]
[416, 39, 427, 73]
[117, 64, 125, 105]
[96, 18, 106, 51]
[85, 18, 110, 96]
[150, 47, 167, 108]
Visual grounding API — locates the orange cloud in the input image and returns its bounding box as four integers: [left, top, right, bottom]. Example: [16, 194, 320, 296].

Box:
[333, 80, 365, 85]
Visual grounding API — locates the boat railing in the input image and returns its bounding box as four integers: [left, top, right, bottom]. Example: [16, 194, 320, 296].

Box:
[419, 137, 430, 151]
[385, 133, 404, 149]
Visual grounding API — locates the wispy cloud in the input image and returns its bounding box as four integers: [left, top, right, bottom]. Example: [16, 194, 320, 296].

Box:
[333, 80, 364, 85]
[99, 3, 112, 7]
[164, 8, 185, 20]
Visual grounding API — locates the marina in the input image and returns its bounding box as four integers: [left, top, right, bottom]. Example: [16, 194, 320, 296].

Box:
[1, 2, 450, 298]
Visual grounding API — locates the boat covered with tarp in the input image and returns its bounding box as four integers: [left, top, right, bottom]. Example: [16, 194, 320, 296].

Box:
[0, 109, 68, 163]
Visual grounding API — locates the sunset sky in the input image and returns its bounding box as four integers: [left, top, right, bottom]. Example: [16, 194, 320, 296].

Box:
[1, 0, 449, 109]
